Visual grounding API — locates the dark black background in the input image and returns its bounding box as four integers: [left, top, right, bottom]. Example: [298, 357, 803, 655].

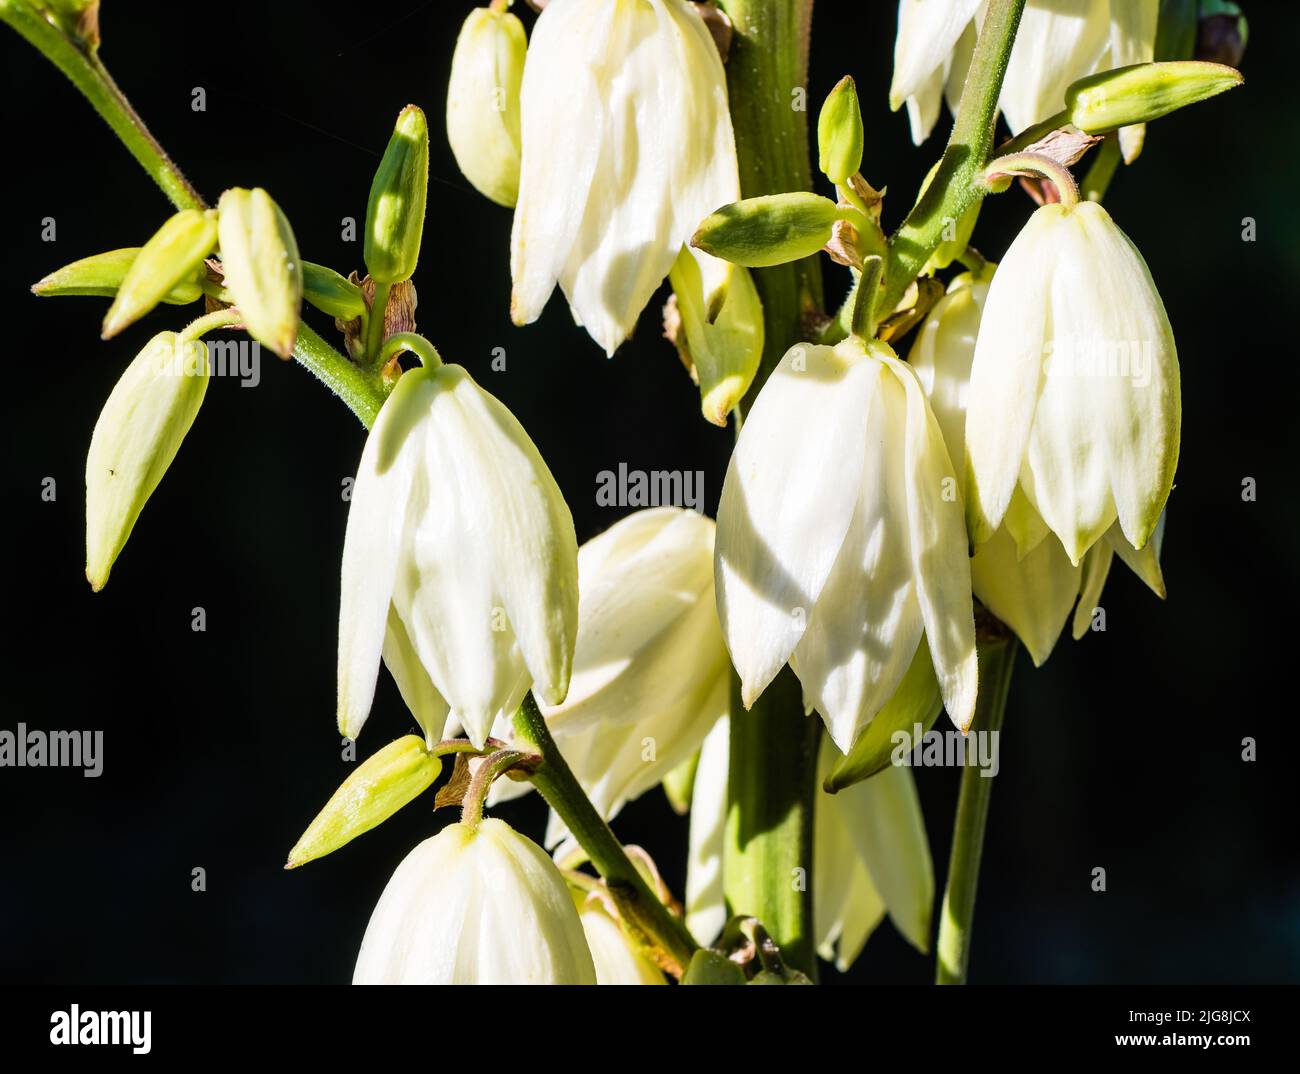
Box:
[1, 1, 1294, 985]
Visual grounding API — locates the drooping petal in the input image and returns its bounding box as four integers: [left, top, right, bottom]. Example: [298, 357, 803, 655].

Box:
[337, 369, 425, 742]
[890, 0, 983, 110]
[965, 207, 1056, 543]
[972, 526, 1081, 667]
[905, 66, 947, 146]
[790, 357, 924, 751]
[685, 715, 729, 946]
[1106, 512, 1167, 598]
[1072, 537, 1114, 639]
[381, 606, 450, 747]
[575, 895, 666, 985]
[885, 353, 977, 733]
[715, 341, 874, 708]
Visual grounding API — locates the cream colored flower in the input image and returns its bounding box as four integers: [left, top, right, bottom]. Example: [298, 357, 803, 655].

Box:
[510, 0, 740, 355]
[353, 819, 596, 984]
[574, 893, 666, 985]
[715, 336, 977, 748]
[964, 202, 1179, 565]
[337, 363, 579, 749]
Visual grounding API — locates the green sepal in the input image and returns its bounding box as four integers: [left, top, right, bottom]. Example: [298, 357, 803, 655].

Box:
[364, 104, 430, 285]
[102, 208, 218, 338]
[824, 637, 943, 793]
[286, 735, 443, 869]
[33, 247, 202, 304]
[301, 260, 366, 320]
[691, 192, 842, 268]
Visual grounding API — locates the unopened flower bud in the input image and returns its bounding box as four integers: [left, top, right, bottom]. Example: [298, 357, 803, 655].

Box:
[692, 192, 842, 269]
[85, 331, 209, 590]
[102, 208, 218, 339]
[447, 5, 526, 208]
[217, 187, 303, 358]
[1065, 60, 1243, 135]
[817, 75, 864, 185]
[364, 105, 429, 285]
[286, 735, 442, 869]
[33, 247, 202, 305]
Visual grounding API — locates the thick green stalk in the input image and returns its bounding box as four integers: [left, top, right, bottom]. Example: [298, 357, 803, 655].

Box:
[935, 636, 1017, 985]
[0, 4, 205, 211]
[512, 694, 698, 977]
[880, 0, 1026, 317]
[717, 0, 823, 976]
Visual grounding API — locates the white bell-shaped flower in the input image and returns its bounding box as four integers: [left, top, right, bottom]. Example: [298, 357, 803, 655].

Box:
[353, 819, 596, 984]
[889, 0, 981, 145]
[541, 507, 728, 832]
[509, 0, 741, 355]
[715, 336, 977, 749]
[912, 270, 1167, 665]
[964, 201, 1180, 566]
[337, 363, 579, 749]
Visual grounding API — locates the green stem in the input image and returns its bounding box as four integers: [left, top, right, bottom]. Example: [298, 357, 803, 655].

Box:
[984, 150, 1080, 207]
[935, 636, 1017, 985]
[378, 332, 442, 369]
[717, 0, 822, 976]
[1081, 132, 1122, 202]
[365, 280, 392, 361]
[512, 694, 697, 977]
[879, 0, 1026, 318]
[461, 749, 528, 829]
[180, 307, 243, 343]
[292, 322, 388, 429]
[0, 6, 205, 211]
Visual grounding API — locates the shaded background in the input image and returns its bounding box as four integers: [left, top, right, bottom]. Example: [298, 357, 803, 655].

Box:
[1, 1, 1294, 984]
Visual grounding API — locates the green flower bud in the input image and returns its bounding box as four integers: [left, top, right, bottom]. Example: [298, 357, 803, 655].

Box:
[447, 5, 526, 208]
[33, 247, 202, 304]
[217, 187, 303, 359]
[286, 735, 442, 869]
[85, 331, 209, 590]
[1065, 60, 1243, 136]
[691, 192, 841, 268]
[101, 208, 218, 339]
[364, 105, 429, 285]
[822, 637, 943, 793]
[817, 75, 864, 185]
[301, 260, 366, 320]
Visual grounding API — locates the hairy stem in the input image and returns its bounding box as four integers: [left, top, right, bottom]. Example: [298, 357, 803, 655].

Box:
[512, 694, 698, 977]
[936, 636, 1017, 985]
[0, 6, 205, 211]
[718, 0, 822, 976]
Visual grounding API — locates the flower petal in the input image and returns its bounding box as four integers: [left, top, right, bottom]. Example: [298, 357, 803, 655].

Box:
[971, 526, 1081, 667]
[715, 342, 873, 707]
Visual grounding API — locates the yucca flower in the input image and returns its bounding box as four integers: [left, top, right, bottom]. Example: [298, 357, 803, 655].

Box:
[890, 0, 1158, 151]
[337, 362, 579, 749]
[715, 336, 977, 749]
[353, 819, 596, 984]
[911, 269, 1167, 664]
[964, 201, 1179, 566]
[509, 0, 740, 355]
[573, 892, 666, 985]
